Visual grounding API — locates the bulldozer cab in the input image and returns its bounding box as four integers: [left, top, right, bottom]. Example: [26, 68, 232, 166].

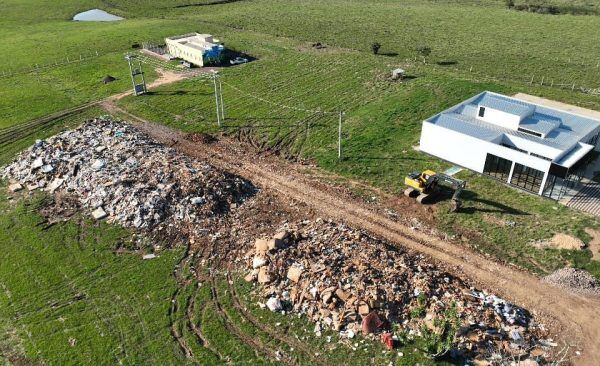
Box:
[407, 170, 437, 189]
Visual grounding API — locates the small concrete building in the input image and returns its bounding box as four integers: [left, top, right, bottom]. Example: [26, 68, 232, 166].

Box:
[419, 91, 600, 199]
[165, 33, 224, 67]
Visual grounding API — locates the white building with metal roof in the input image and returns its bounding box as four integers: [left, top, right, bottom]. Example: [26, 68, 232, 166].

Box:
[420, 91, 600, 199]
[165, 33, 224, 67]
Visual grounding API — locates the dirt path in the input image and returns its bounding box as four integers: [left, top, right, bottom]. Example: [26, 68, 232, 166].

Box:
[108, 68, 205, 101]
[105, 103, 600, 365]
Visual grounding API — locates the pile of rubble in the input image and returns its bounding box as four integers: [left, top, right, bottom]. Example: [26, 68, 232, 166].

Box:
[543, 268, 600, 296]
[2, 118, 255, 239]
[242, 219, 552, 363]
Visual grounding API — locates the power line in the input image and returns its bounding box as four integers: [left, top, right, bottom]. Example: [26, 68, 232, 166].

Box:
[220, 79, 339, 115]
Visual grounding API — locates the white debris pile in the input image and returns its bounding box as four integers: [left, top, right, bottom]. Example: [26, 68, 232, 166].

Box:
[243, 219, 550, 363]
[2, 118, 255, 235]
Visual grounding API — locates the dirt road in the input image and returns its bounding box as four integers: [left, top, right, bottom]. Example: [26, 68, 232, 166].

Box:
[104, 102, 600, 365]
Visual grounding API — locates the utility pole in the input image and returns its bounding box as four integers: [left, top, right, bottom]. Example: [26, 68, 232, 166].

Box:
[125, 54, 147, 96]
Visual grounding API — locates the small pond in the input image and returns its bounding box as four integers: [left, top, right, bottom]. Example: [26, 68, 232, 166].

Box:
[73, 9, 124, 22]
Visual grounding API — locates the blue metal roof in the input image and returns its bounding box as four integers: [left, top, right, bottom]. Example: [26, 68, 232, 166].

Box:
[431, 113, 503, 142]
[519, 114, 561, 136]
[426, 91, 600, 152]
[475, 93, 532, 116]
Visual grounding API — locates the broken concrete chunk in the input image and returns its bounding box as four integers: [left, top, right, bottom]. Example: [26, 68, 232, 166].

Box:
[267, 238, 284, 251]
[47, 178, 64, 193]
[190, 197, 205, 205]
[266, 297, 282, 312]
[91, 159, 105, 170]
[357, 302, 370, 316]
[41, 165, 54, 174]
[252, 256, 267, 269]
[255, 238, 269, 255]
[273, 231, 289, 241]
[244, 270, 258, 282]
[322, 290, 333, 304]
[26, 183, 39, 191]
[142, 254, 157, 260]
[92, 207, 108, 220]
[31, 157, 43, 169]
[8, 183, 23, 192]
[340, 329, 355, 339]
[286, 265, 303, 283]
[335, 288, 350, 302]
[519, 360, 540, 366]
[257, 267, 273, 284]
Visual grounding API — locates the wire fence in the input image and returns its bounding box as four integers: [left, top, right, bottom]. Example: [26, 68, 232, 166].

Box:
[2, 42, 599, 98]
[0, 50, 117, 80]
[420, 58, 600, 97]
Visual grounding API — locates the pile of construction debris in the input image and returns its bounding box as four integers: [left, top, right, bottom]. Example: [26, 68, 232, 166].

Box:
[243, 219, 552, 363]
[2, 118, 255, 239]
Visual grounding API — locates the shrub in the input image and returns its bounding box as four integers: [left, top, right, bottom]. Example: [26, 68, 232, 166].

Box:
[420, 302, 460, 357]
[416, 45, 432, 63]
[371, 42, 381, 55]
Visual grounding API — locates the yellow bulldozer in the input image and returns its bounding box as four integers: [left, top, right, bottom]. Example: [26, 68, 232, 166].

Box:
[404, 169, 466, 212]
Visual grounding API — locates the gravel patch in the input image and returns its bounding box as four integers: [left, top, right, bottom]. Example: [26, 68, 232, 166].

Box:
[543, 268, 600, 296]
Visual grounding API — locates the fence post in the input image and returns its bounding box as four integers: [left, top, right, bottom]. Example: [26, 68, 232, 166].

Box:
[338, 111, 344, 160]
[540, 76, 544, 86]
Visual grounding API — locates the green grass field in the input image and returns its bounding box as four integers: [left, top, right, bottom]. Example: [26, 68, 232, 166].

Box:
[0, 186, 439, 365]
[0, 191, 187, 365]
[1, 0, 600, 363]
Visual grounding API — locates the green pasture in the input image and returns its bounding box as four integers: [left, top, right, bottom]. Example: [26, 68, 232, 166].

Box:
[1, 0, 600, 362]
[0, 191, 186, 365]
[116, 31, 600, 278]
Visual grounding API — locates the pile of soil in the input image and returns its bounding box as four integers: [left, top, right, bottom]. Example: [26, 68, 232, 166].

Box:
[532, 233, 584, 250]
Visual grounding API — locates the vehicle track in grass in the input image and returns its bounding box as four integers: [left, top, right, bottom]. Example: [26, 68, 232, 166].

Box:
[185, 283, 224, 361]
[0, 67, 203, 148]
[107, 106, 600, 365]
[168, 246, 196, 361]
[224, 272, 327, 366]
[203, 233, 299, 365]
